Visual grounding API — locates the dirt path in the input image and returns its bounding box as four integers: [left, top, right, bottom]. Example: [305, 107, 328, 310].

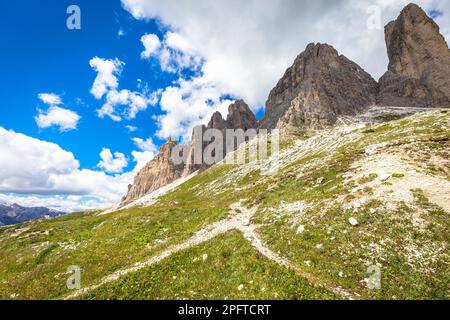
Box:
[66, 201, 355, 300]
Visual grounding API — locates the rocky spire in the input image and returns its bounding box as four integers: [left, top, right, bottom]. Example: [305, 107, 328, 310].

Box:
[258, 43, 378, 130]
[378, 3, 450, 108]
[183, 100, 257, 176]
[208, 112, 228, 130]
[226, 100, 257, 130]
[122, 100, 258, 205]
[121, 139, 185, 205]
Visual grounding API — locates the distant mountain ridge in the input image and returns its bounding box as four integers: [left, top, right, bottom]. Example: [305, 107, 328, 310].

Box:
[0, 202, 64, 226]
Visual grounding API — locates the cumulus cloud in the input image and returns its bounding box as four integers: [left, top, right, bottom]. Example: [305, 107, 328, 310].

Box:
[156, 76, 232, 140]
[124, 0, 450, 103]
[132, 136, 158, 153]
[97, 148, 128, 173]
[123, 0, 450, 139]
[97, 89, 159, 121]
[140, 32, 202, 73]
[90, 57, 160, 121]
[35, 93, 81, 131]
[35, 106, 81, 131]
[89, 57, 123, 99]
[0, 127, 145, 211]
[0, 193, 110, 213]
[38, 93, 63, 106]
[125, 125, 138, 132]
[141, 33, 161, 58]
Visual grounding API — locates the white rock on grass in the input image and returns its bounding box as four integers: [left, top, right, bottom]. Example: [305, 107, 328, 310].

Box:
[296, 225, 305, 234]
[237, 284, 244, 291]
[349, 217, 359, 226]
[202, 254, 208, 262]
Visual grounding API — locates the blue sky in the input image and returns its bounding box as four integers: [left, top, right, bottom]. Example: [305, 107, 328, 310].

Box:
[0, 0, 173, 170]
[0, 0, 448, 211]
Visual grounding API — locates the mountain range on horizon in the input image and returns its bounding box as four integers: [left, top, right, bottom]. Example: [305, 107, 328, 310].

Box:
[0, 201, 64, 226]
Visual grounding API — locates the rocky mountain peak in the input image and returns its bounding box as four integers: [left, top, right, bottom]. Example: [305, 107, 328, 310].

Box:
[259, 42, 378, 129]
[207, 111, 228, 130]
[207, 100, 257, 131]
[122, 100, 258, 205]
[121, 138, 185, 205]
[226, 100, 257, 130]
[378, 3, 450, 108]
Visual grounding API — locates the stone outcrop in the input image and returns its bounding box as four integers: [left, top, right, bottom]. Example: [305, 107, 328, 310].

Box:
[121, 139, 185, 205]
[122, 101, 257, 205]
[258, 43, 378, 129]
[183, 100, 257, 176]
[225, 100, 257, 130]
[378, 3, 450, 108]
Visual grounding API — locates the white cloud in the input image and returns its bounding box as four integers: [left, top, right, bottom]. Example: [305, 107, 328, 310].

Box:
[97, 89, 159, 121]
[90, 57, 160, 121]
[140, 32, 202, 73]
[141, 33, 161, 58]
[0, 127, 141, 211]
[89, 57, 124, 99]
[97, 148, 128, 173]
[123, 0, 450, 137]
[156, 76, 232, 140]
[35, 93, 81, 131]
[38, 93, 63, 106]
[35, 106, 81, 131]
[0, 193, 109, 213]
[125, 125, 138, 132]
[132, 136, 158, 153]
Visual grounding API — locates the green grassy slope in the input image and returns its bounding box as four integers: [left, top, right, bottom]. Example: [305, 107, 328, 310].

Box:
[0, 111, 449, 300]
[82, 231, 335, 300]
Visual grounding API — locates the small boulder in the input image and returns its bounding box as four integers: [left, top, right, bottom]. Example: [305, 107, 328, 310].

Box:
[296, 225, 305, 235]
[349, 217, 359, 226]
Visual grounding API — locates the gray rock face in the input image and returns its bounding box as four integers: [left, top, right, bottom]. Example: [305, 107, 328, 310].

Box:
[258, 43, 378, 129]
[184, 100, 257, 176]
[378, 3, 450, 108]
[121, 139, 185, 205]
[226, 100, 257, 130]
[122, 101, 257, 204]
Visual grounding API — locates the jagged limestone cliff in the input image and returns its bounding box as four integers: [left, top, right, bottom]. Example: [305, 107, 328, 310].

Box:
[258, 43, 378, 129]
[378, 3, 450, 108]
